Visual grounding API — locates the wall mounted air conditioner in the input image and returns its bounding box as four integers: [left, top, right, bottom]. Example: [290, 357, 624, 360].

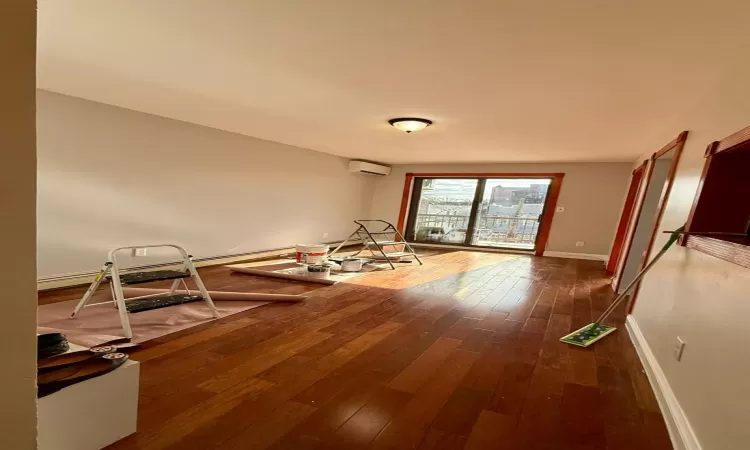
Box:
[348, 160, 391, 176]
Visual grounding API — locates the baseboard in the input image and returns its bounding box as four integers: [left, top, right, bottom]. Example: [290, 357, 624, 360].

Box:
[405, 245, 607, 261]
[542, 251, 608, 261]
[408, 242, 532, 255]
[625, 316, 702, 450]
[37, 240, 358, 291]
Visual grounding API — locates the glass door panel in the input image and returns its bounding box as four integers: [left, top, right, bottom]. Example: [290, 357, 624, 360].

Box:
[469, 178, 551, 250]
[407, 178, 479, 244]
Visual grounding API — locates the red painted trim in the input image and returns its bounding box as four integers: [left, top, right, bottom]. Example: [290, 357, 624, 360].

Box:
[642, 138, 687, 259]
[684, 235, 750, 269]
[613, 159, 652, 292]
[714, 125, 750, 153]
[654, 130, 688, 159]
[396, 173, 414, 234]
[534, 174, 564, 256]
[704, 141, 720, 158]
[606, 165, 645, 273]
[627, 131, 688, 313]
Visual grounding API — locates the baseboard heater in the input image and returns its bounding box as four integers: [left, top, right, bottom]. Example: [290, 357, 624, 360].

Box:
[37, 239, 359, 291]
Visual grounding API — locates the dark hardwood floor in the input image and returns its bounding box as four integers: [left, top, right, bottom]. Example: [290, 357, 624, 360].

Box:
[38, 250, 672, 450]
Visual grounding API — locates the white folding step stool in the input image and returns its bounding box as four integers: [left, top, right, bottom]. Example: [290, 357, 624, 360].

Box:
[328, 220, 423, 270]
[70, 244, 220, 339]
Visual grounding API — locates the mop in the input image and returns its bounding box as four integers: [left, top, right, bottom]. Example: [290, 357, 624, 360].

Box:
[559, 226, 684, 347]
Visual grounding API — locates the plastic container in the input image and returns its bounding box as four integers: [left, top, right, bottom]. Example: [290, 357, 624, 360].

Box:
[307, 264, 331, 279]
[340, 258, 364, 272]
[296, 244, 329, 264]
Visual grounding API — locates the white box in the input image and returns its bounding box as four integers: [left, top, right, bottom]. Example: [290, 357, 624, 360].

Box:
[38, 356, 140, 450]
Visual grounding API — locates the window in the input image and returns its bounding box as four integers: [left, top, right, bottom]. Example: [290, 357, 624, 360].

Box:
[681, 125, 750, 268]
[399, 174, 564, 255]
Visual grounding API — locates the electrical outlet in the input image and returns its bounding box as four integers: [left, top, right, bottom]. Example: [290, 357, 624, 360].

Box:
[556, 206, 565, 212]
[322, 232, 329, 239]
[131, 247, 147, 257]
[674, 337, 686, 361]
[575, 241, 585, 247]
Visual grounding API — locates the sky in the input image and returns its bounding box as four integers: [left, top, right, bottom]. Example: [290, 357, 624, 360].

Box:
[421, 178, 551, 200]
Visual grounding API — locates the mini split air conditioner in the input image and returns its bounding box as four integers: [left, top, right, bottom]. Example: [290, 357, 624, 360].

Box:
[348, 160, 391, 176]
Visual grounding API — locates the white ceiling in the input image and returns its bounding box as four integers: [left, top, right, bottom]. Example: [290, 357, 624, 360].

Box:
[37, 1, 749, 164]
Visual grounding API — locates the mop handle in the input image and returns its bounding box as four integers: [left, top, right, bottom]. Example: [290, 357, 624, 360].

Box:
[593, 225, 684, 326]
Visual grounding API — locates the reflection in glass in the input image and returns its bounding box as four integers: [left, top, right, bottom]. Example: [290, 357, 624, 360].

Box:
[409, 178, 551, 251]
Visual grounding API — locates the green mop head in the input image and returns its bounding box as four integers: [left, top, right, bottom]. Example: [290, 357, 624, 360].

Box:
[559, 323, 617, 347]
[558, 226, 685, 348]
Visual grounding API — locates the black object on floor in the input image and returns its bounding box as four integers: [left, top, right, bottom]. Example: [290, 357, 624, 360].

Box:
[125, 294, 203, 313]
[38, 333, 70, 360]
[37, 352, 129, 398]
[38, 345, 118, 374]
[107, 270, 191, 285]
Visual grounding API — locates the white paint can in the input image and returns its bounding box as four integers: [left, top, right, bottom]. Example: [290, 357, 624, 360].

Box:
[296, 244, 329, 264]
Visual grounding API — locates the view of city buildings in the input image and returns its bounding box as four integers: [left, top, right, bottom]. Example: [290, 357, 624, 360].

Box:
[412, 178, 550, 248]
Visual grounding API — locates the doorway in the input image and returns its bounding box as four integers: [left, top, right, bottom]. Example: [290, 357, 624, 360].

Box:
[404, 176, 554, 252]
[611, 132, 687, 301]
[606, 162, 647, 274]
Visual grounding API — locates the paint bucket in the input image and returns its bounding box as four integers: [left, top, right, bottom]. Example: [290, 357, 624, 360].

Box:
[340, 258, 364, 272]
[307, 264, 330, 279]
[296, 244, 329, 264]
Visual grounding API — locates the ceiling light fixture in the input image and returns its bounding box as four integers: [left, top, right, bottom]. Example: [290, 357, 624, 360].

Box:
[388, 117, 433, 133]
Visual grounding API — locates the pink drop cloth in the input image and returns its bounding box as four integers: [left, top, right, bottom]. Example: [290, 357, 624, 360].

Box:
[37, 297, 267, 347]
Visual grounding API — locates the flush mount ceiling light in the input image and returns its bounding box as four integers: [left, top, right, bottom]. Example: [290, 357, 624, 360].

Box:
[388, 117, 433, 133]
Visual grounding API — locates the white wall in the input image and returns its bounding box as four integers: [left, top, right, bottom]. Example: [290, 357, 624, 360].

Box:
[370, 163, 632, 256]
[0, 0, 38, 447]
[628, 69, 750, 448]
[37, 90, 376, 277]
[617, 158, 671, 292]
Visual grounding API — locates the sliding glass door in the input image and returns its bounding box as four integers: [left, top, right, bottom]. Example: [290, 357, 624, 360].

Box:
[405, 177, 552, 252]
[406, 178, 479, 245]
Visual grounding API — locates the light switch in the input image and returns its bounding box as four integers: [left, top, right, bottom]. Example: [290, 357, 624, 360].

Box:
[674, 337, 686, 361]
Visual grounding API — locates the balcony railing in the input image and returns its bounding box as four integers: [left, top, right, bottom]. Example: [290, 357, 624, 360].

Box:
[413, 213, 539, 247]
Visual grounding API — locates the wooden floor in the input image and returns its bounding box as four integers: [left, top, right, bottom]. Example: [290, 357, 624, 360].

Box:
[39, 250, 672, 450]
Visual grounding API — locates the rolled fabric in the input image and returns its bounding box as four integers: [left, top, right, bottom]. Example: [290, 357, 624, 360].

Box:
[228, 266, 336, 285]
[121, 287, 306, 302]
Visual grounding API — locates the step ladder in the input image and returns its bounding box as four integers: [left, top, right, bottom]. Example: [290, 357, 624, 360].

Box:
[70, 244, 220, 339]
[329, 220, 423, 270]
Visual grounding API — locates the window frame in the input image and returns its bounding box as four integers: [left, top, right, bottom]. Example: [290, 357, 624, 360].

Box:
[396, 173, 564, 256]
[680, 125, 750, 269]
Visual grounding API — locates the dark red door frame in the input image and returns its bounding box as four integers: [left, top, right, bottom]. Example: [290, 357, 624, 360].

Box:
[396, 172, 564, 256]
[606, 164, 647, 274]
[612, 160, 652, 292]
[624, 131, 689, 312]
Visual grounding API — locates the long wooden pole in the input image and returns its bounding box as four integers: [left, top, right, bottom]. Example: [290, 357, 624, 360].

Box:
[228, 266, 337, 285]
